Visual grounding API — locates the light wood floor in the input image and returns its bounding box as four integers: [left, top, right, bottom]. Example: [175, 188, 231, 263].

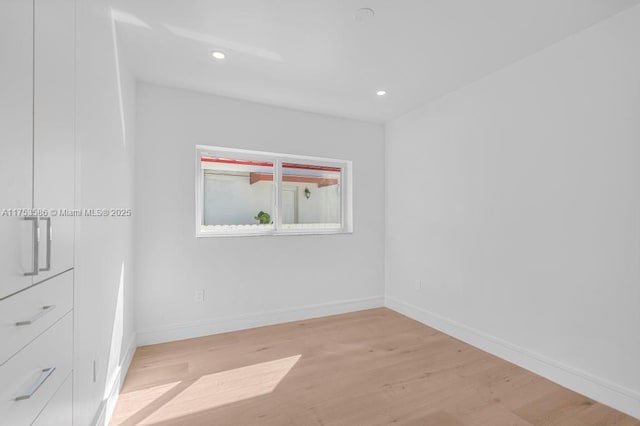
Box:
[111, 308, 639, 426]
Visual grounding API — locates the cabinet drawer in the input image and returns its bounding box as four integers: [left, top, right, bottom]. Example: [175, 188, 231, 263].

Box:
[31, 372, 72, 426]
[0, 312, 72, 426]
[0, 271, 73, 365]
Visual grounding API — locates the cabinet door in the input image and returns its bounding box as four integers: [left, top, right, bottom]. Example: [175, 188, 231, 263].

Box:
[33, 0, 76, 281]
[0, 0, 36, 299]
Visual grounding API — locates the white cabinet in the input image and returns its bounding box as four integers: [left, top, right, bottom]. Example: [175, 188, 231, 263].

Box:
[0, 1, 76, 425]
[0, 0, 75, 299]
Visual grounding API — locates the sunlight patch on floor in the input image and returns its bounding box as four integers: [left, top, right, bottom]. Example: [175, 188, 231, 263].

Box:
[110, 381, 182, 425]
[112, 355, 301, 425]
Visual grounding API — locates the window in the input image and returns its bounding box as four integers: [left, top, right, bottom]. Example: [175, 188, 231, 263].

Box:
[196, 146, 352, 237]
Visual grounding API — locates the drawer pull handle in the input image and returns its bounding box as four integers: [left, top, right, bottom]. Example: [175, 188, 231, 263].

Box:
[15, 367, 56, 401]
[15, 305, 56, 326]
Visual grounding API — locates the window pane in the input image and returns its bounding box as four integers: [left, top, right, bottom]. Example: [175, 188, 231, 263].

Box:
[280, 162, 341, 230]
[201, 156, 274, 232]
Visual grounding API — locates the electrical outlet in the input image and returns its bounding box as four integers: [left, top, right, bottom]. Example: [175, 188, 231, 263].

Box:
[194, 288, 205, 303]
[415, 280, 422, 290]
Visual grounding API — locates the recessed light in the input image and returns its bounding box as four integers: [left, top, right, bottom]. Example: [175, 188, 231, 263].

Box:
[376, 90, 387, 96]
[211, 51, 226, 60]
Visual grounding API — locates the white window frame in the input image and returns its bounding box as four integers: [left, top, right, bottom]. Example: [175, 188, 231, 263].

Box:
[195, 145, 353, 237]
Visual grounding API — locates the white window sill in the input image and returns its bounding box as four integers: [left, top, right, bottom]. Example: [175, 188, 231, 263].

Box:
[197, 223, 350, 237]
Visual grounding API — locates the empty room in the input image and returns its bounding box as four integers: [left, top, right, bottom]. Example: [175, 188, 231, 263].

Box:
[1, 0, 639, 425]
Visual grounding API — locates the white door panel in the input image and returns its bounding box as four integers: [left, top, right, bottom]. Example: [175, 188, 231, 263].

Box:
[0, 0, 35, 299]
[33, 0, 76, 280]
[282, 187, 299, 224]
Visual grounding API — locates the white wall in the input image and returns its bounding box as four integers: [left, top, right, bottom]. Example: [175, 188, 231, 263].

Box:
[74, 1, 136, 424]
[386, 5, 640, 418]
[135, 84, 385, 345]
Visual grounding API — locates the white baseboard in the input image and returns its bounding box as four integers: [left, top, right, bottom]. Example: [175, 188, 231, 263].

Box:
[385, 296, 640, 420]
[93, 333, 138, 426]
[137, 296, 385, 346]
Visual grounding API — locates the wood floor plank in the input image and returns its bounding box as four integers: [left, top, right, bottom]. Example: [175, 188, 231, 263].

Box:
[111, 308, 640, 426]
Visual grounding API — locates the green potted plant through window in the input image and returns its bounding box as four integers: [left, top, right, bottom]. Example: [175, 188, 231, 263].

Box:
[254, 211, 271, 224]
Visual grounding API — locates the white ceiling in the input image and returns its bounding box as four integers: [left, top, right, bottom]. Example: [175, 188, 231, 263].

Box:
[111, 0, 640, 123]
